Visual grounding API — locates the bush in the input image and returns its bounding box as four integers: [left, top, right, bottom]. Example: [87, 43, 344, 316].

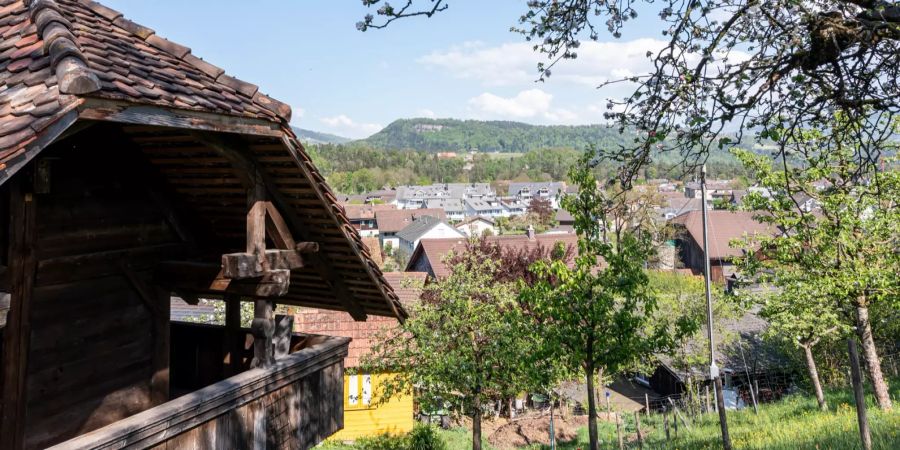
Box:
[353, 425, 447, 450]
[408, 424, 448, 450]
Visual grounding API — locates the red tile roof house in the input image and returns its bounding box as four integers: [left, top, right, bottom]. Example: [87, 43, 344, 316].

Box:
[0, 1, 404, 448]
[669, 210, 774, 283]
[342, 203, 397, 238]
[375, 207, 446, 251]
[406, 232, 580, 279]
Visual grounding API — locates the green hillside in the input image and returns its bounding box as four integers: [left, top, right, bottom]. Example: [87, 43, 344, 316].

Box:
[292, 127, 352, 145]
[357, 118, 629, 152]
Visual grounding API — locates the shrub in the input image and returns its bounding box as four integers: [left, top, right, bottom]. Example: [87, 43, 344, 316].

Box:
[355, 433, 407, 450]
[408, 424, 448, 450]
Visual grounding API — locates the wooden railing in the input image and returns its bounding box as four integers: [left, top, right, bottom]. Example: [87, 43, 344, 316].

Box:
[48, 334, 350, 450]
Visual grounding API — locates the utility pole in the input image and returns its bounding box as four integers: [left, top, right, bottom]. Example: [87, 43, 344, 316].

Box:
[701, 165, 731, 450]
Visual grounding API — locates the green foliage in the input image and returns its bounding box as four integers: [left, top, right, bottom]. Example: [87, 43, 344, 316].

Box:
[408, 424, 449, 450]
[520, 150, 694, 450]
[361, 246, 534, 420]
[360, 119, 628, 153]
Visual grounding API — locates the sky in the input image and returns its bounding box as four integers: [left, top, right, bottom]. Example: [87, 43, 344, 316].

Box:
[102, 1, 669, 138]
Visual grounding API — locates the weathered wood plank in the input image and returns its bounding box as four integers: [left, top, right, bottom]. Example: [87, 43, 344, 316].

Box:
[1, 174, 37, 450]
[221, 249, 305, 279]
[156, 261, 291, 298]
[251, 300, 275, 369]
[47, 335, 350, 450]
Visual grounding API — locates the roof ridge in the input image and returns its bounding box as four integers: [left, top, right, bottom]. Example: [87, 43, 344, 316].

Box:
[27, 0, 101, 94]
[75, 0, 292, 122]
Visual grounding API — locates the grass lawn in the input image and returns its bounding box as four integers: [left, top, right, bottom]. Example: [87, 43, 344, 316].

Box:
[320, 381, 900, 449]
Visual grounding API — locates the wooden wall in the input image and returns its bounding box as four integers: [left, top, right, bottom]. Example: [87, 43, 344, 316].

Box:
[18, 139, 186, 449]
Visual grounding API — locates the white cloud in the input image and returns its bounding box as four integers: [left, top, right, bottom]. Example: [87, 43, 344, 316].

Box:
[319, 115, 382, 139]
[467, 89, 579, 123]
[420, 38, 668, 89]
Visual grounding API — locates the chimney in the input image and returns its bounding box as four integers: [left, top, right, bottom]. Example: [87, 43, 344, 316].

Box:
[526, 224, 535, 240]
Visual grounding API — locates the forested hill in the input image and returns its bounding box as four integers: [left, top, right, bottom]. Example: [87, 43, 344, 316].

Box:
[292, 127, 352, 145]
[356, 118, 629, 152]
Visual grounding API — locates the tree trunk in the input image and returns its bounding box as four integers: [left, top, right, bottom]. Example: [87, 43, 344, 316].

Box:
[472, 398, 482, 450]
[848, 338, 872, 450]
[585, 364, 599, 450]
[855, 300, 893, 410]
[802, 343, 828, 411]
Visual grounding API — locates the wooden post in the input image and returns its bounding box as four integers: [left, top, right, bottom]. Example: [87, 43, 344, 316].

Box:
[754, 380, 760, 404]
[634, 411, 643, 450]
[151, 287, 171, 405]
[616, 413, 624, 450]
[251, 299, 275, 368]
[273, 314, 294, 359]
[225, 295, 243, 376]
[664, 408, 670, 443]
[0, 175, 37, 450]
[705, 384, 711, 413]
[645, 393, 650, 416]
[848, 338, 872, 450]
[714, 376, 732, 450]
[673, 403, 679, 439]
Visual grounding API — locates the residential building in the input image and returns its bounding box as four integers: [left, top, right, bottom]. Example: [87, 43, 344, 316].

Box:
[407, 232, 580, 279]
[669, 210, 774, 283]
[456, 216, 498, 237]
[293, 272, 428, 440]
[343, 203, 397, 237]
[393, 183, 494, 210]
[376, 208, 448, 250]
[508, 182, 566, 209]
[0, 1, 404, 447]
[425, 198, 466, 221]
[396, 216, 465, 255]
[684, 180, 734, 200]
[464, 197, 508, 218]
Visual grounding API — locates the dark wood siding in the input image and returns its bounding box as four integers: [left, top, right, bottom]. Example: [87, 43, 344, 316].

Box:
[22, 143, 186, 449]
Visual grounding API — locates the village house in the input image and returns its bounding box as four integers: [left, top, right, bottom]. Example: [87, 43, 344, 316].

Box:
[342, 203, 397, 237]
[684, 180, 735, 201]
[0, 1, 405, 448]
[292, 272, 427, 441]
[392, 183, 493, 210]
[455, 216, 497, 237]
[396, 216, 465, 255]
[669, 210, 774, 283]
[375, 208, 447, 250]
[508, 181, 566, 209]
[424, 198, 465, 221]
[406, 231, 579, 278]
[464, 197, 509, 219]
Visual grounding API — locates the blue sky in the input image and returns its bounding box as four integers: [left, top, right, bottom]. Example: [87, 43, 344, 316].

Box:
[103, 1, 667, 138]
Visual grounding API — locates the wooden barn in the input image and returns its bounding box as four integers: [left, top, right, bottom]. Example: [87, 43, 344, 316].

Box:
[0, 0, 406, 449]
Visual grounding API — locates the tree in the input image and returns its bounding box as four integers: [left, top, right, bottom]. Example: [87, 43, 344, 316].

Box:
[357, 0, 899, 183]
[520, 152, 689, 450]
[527, 196, 555, 230]
[361, 244, 533, 450]
[741, 277, 844, 411]
[733, 127, 900, 411]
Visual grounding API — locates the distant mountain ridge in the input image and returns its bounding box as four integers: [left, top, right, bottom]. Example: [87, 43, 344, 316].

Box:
[292, 127, 352, 144]
[356, 118, 630, 152]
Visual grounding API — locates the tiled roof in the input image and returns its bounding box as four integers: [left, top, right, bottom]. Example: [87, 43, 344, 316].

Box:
[670, 210, 774, 259]
[342, 203, 396, 221]
[408, 233, 580, 278]
[396, 215, 460, 243]
[0, 0, 405, 320]
[0, 0, 292, 173]
[292, 272, 427, 367]
[375, 208, 447, 233]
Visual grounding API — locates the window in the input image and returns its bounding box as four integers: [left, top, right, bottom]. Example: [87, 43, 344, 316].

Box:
[347, 373, 374, 410]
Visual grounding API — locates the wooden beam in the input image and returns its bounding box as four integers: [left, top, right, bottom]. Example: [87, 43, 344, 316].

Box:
[264, 201, 295, 249]
[192, 132, 367, 321]
[119, 263, 170, 405]
[251, 300, 275, 368]
[155, 261, 290, 298]
[224, 295, 243, 377]
[1, 173, 37, 450]
[221, 249, 306, 280]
